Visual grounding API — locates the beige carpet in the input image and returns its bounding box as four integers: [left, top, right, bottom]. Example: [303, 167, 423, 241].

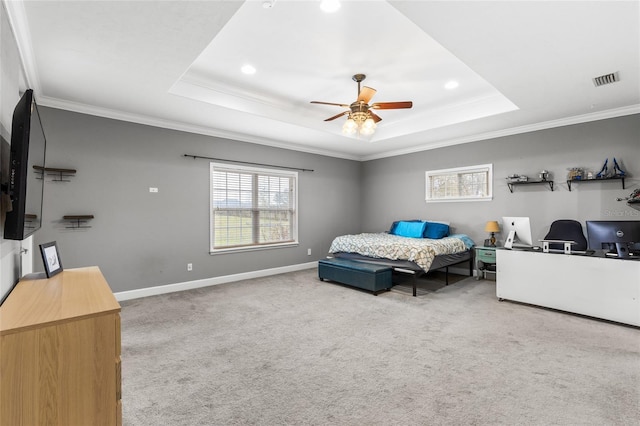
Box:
[120, 269, 639, 425]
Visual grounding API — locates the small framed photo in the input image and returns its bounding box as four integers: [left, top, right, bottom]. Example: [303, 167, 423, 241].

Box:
[40, 241, 63, 278]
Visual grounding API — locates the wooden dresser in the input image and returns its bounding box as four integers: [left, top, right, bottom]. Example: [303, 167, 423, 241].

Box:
[0, 266, 122, 425]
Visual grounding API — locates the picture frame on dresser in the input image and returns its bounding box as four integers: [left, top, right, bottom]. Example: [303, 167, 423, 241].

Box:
[39, 241, 63, 278]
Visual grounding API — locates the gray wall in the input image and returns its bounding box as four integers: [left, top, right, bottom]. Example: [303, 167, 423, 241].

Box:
[361, 114, 640, 246]
[17, 108, 640, 295]
[33, 108, 362, 293]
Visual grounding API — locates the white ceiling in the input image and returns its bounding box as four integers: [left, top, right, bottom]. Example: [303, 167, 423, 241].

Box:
[6, 0, 640, 161]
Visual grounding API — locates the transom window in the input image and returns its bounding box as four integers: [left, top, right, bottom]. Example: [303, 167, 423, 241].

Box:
[210, 163, 298, 253]
[425, 164, 493, 202]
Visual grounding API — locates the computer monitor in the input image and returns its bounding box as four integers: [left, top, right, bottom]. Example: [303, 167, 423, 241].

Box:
[502, 216, 533, 248]
[586, 220, 640, 254]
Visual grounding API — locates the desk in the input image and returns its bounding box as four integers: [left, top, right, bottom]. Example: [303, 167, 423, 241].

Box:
[496, 249, 640, 326]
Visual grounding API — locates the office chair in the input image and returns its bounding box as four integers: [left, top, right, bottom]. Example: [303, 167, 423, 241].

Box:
[543, 219, 588, 251]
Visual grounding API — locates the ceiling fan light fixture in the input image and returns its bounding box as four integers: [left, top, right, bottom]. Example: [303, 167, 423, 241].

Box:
[311, 73, 412, 138]
[360, 127, 375, 136]
[361, 117, 377, 132]
[342, 112, 376, 136]
[351, 111, 368, 125]
[342, 117, 358, 134]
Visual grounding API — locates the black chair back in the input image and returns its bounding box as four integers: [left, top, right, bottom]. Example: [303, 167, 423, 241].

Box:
[544, 219, 588, 251]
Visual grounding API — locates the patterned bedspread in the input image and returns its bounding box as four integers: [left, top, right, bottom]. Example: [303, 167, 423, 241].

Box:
[329, 233, 471, 272]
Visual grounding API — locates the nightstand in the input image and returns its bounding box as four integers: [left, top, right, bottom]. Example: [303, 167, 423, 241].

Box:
[475, 246, 497, 280]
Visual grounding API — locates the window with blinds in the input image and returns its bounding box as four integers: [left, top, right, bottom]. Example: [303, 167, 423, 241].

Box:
[425, 164, 493, 202]
[210, 163, 298, 252]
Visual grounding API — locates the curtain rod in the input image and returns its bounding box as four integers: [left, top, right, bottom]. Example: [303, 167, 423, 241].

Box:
[183, 154, 314, 172]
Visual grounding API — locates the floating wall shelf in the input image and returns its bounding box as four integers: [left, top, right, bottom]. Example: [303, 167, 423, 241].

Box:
[33, 166, 77, 182]
[25, 214, 37, 230]
[64, 215, 94, 229]
[567, 176, 625, 191]
[507, 180, 554, 193]
[33, 165, 45, 179]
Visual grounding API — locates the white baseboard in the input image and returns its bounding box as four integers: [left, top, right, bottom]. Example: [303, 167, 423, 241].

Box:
[114, 261, 318, 302]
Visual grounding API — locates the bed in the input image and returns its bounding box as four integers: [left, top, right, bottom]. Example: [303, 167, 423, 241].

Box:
[328, 220, 475, 296]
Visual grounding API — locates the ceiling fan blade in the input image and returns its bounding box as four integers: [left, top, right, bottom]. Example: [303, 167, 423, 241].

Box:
[311, 101, 350, 108]
[369, 111, 382, 123]
[324, 111, 350, 122]
[357, 86, 377, 104]
[371, 101, 413, 110]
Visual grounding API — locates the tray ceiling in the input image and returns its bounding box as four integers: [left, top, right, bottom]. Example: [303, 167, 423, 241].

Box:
[7, 0, 640, 160]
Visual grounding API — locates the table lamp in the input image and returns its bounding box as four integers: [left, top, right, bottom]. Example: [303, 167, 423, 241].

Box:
[484, 221, 500, 247]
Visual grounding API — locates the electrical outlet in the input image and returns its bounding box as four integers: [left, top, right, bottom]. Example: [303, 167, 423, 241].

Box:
[187, 263, 193, 271]
[307, 248, 312, 256]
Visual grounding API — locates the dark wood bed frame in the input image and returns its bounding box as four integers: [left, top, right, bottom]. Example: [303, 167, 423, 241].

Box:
[333, 249, 475, 296]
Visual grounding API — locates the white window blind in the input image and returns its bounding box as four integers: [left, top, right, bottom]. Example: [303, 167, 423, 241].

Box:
[210, 163, 298, 253]
[425, 164, 493, 202]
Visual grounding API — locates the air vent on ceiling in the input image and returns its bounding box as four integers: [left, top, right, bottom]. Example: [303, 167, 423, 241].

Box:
[592, 72, 619, 87]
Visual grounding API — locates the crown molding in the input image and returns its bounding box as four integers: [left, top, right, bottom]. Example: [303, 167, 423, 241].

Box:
[39, 95, 640, 164]
[38, 96, 362, 161]
[361, 104, 640, 161]
[3, 0, 40, 92]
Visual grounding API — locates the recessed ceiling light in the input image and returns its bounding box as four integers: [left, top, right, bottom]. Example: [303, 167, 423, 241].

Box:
[444, 80, 459, 90]
[320, 0, 341, 13]
[241, 64, 256, 75]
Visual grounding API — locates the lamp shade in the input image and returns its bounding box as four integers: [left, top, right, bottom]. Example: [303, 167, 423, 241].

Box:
[484, 221, 500, 233]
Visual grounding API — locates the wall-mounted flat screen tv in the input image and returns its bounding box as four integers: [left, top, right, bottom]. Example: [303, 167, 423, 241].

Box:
[3, 89, 47, 240]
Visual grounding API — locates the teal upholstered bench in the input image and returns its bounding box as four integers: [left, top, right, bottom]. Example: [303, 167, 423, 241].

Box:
[318, 258, 392, 295]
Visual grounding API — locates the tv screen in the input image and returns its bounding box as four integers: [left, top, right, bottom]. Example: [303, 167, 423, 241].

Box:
[3, 89, 47, 240]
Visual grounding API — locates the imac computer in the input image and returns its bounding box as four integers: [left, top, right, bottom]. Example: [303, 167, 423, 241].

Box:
[502, 217, 533, 249]
[586, 220, 640, 257]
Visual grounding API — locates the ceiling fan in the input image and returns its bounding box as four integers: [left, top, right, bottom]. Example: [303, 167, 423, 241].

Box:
[310, 74, 413, 135]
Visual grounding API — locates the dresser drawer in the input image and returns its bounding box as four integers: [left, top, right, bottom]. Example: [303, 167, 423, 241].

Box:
[476, 248, 497, 262]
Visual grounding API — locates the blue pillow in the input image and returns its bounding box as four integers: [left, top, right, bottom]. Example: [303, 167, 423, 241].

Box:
[424, 222, 450, 239]
[389, 219, 421, 234]
[392, 221, 427, 238]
